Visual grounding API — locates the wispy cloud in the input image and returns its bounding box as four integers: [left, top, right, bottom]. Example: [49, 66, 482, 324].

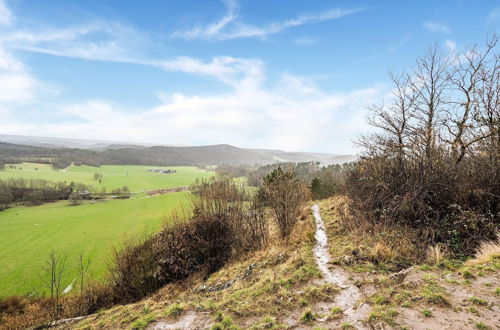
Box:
[487, 7, 500, 23]
[423, 21, 451, 34]
[0, 20, 151, 64]
[157, 56, 264, 90]
[171, 1, 363, 41]
[0, 0, 12, 26]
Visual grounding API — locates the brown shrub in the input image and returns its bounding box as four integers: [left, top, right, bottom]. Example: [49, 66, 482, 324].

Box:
[109, 176, 269, 303]
[261, 167, 310, 240]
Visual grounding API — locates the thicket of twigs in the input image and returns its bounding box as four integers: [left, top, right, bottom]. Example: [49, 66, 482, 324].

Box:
[347, 35, 499, 255]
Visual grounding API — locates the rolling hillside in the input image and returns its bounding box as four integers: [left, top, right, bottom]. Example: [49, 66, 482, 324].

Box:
[0, 134, 355, 167]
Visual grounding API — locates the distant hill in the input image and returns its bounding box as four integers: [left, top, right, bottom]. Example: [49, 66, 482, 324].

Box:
[0, 134, 356, 167]
[0, 134, 154, 150]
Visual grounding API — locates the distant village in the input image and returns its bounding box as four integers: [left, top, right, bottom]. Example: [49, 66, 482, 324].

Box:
[147, 168, 177, 174]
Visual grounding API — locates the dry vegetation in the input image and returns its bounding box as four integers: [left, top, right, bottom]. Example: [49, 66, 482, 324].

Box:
[0, 171, 310, 329]
[348, 35, 499, 256]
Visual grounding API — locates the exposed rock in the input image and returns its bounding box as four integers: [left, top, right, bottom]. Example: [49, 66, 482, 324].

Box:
[389, 266, 414, 283]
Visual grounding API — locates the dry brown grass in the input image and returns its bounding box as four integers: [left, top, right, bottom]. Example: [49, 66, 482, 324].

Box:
[371, 242, 397, 263]
[466, 233, 500, 266]
[426, 244, 447, 265]
[320, 196, 422, 270]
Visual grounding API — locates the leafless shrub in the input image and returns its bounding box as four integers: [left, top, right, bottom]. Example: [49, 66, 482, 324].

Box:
[348, 35, 499, 255]
[109, 176, 269, 303]
[39, 250, 69, 319]
[261, 167, 311, 241]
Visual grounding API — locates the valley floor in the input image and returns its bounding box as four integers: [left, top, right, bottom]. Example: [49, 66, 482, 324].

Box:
[60, 197, 499, 330]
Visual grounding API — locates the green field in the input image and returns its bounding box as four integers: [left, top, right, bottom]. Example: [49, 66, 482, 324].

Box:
[0, 163, 213, 192]
[0, 192, 191, 297]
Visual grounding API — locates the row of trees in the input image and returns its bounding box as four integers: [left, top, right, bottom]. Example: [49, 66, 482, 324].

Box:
[217, 161, 353, 200]
[0, 178, 91, 210]
[348, 35, 499, 254]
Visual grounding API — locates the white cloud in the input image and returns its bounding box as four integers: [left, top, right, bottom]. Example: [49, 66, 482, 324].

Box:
[0, 0, 12, 26]
[171, 1, 363, 41]
[157, 56, 264, 90]
[423, 21, 451, 34]
[0, 48, 37, 103]
[1, 60, 384, 153]
[444, 40, 456, 52]
[0, 20, 150, 64]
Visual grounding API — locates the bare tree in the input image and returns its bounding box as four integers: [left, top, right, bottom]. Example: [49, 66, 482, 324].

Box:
[475, 35, 500, 161]
[40, 250, 69, 319]
[261, 167, 310, 241]
[445, 35, 498, 163]
[411, 45, 451, 162]
[78, 253, 91, 298]
[367, 71, 416, 169]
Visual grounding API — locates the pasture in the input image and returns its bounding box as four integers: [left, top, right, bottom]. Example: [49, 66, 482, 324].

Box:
[0, 163, 213, 192]
[0, 192, 191, 297]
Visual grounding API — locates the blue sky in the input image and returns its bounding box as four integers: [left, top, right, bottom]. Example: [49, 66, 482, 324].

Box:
[0, 0, 498, 153]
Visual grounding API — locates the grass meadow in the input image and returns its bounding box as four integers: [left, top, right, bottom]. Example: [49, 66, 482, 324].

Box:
[0, 192, 191, 297]
[0, 163, 213, 192]
[0, 163, 213, 297]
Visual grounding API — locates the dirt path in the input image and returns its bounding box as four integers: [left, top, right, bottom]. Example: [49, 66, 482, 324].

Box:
[312, 204, 371, 328]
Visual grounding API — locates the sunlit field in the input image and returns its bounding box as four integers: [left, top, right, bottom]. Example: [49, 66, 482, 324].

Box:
[0, 192, 191, 297]
[0, 163, 213, 192]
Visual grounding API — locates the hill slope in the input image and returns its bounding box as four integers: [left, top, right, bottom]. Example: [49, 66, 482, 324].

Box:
[61, 198, 499, 330]
[0, 135, 355, 167]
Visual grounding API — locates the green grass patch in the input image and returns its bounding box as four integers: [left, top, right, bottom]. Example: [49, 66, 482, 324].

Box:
[331, 306, 343, 315]
[469, 296, 488, 306]
[475, 322, 491, 330]
[211, 314, 239, 330]
[300, 309, 317, 323]
[0, 163, 212, 192]
[0, 192, 190, 296]
[164, 303, 184, 318]
[421, 283, 450, 307]
[421, 309, 432, 317]
[130, 314, 156, 330]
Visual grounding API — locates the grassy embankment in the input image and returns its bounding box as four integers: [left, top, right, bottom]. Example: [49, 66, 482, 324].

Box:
[67, 197, 499, 330]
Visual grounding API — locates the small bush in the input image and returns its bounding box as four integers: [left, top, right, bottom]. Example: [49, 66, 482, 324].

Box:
[469, 297, 488, 306]
[165, 303, 184, 318]
[421, 284, 450, 307]
[300, 309, 317, 323]
[261, 167, 310, 240]
[475, 322, 491, 330]
[211, 315, 239, 330]
[331, 306, 343, 315]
